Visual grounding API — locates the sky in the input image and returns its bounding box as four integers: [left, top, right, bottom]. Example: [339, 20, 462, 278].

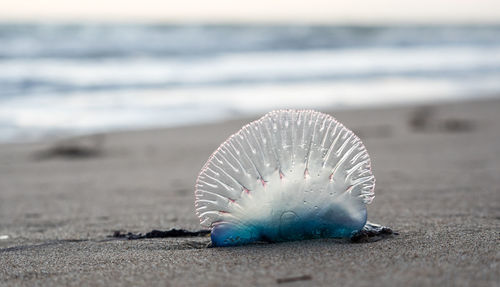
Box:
[1, 0, 500, 23]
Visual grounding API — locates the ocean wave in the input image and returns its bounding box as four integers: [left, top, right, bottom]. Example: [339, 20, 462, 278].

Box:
[1, 24, 500, 142]
[1, 46, 500, 97]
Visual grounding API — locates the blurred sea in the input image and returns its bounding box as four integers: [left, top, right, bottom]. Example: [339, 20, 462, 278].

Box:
[1, 24, 500, 142]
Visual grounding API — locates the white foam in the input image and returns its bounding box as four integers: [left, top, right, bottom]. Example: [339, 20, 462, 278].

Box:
[1, 75, 499, 142]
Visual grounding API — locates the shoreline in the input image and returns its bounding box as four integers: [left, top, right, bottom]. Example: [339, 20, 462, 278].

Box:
[2, 95, 499, 146]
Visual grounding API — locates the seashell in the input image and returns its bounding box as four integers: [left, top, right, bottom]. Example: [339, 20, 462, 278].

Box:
[195, 110, 375, 247]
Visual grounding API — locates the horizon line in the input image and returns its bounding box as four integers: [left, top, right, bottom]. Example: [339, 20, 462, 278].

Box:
[1, 18, 500, 26]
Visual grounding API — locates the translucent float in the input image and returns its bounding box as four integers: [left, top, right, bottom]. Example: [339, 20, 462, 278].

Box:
[195, 110, 375, 247]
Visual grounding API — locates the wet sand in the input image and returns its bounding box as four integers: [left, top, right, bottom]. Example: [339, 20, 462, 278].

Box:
[0, 98, 499, 286]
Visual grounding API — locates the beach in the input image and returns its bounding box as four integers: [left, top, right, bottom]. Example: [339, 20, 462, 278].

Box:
[0, 98, 499, 286]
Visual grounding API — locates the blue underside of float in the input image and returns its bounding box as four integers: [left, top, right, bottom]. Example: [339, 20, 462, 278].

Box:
[210, 210, 367, 247]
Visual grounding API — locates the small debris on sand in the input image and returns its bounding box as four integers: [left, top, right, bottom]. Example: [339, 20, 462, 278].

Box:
[110, 229, 210, 240]
[35, 135, 105, 160]
[276, 275, 312, 284]
[409, 106, 474, 133]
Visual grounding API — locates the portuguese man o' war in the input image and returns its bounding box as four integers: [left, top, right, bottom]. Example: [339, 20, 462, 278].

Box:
[195, 110, 378, 247]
